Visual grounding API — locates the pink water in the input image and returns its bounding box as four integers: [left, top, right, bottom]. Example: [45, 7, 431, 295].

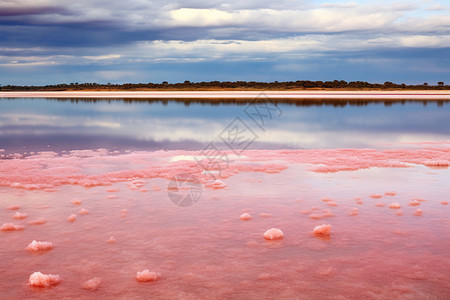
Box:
[1, 146, 449, 299]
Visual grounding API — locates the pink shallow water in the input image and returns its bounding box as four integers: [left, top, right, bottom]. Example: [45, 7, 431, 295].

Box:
[0, 147, 449, 299]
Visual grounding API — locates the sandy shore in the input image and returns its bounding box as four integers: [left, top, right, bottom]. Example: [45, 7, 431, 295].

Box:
[1, 90, 450, 99]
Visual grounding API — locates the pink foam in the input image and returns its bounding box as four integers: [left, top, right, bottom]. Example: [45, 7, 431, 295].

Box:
[28, 272, 61, 287]
[263, 228, 284, 240]
[28, 217, 46, 225]
[370, 194, 382, 199]
[13, 211, 28, 220]
[136, 270, 161, 282]
[414, 209, 423, 216]
[67, 214, 77, 222]
[27, 240, 53, 252]
[1, 223, 25, 231]
[389, 202, 401, 209]
[82, 277, 102, 290]
[78, 208, 89, 215]
[313, 224, 331, 235]
[239, 213, 252, 221]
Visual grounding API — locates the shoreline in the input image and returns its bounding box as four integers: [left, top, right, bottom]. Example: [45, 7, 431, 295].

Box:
[1, 90, 450, 100]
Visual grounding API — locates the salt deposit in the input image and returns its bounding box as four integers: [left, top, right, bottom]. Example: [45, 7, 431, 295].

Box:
[28, 272, 61, 287]
[13, 212, 27, 219]
[78, 208, 89, 215]
[1, 223, 25, 231]
[408, 200, 420, 206]
[350, 208, 359, 216]
[385, 192, 397, 196]
[414, 209, 423, 216]
[71, 199, 82, 205]
[27, 240, 53, 252]
[6, 205, 20, 210]
[313, 224, 331, 235]
[210, 179, 227, 189]
[239, 213, 252, 221]
[370, 194, 382, 199]
[389, 202, 401, 209]
[82, 277, 102, 290]
[263, 228, 284, 240]
[107, 236, 116, 244]
[28, 218, 46, 225]
[67, 214, 77, 222]
[136, 270, 161, 282]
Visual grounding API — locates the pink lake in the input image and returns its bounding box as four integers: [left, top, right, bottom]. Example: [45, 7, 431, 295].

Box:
[1, 146, 449, 299]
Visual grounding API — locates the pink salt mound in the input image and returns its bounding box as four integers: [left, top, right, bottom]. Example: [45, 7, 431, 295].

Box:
[78, 208, 89, 215]
[370, 194, 382, 199]
[408, 200, 420, 206]
[350, 208, 359, 216]
[375, 202, 385, 207]
[414, 208, 423, 216]
[263, 228, 284, 240]
[67, 214, 77, 223]
[1, 223, 25, 231]
[210, 179, 226, 189]
[313, 224, 331, 235]
[309, 214, 322, 220]
[258, 213, 272, 218]
[27, 240, 53, 252]
[395, 210, 403, 216]
[107, 236, 116, 244]
[385, 192, 397, 196]
[389, 202, 401, 209]
[82, 277, 102, 290]
[13, 211, 28, 220]
[29, 272, 61, 287]
[239, 213, 252, 221]
[28, 218, 46, 225]
[71, 199, 82, 205]
[136, 270, 161, 282]
[6, 205, 20, 210]
[441, 201, 448, 205]
[326, 201, 338, 207]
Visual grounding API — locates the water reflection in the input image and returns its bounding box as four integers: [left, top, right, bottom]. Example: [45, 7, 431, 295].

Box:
[0, 98, 449, 153]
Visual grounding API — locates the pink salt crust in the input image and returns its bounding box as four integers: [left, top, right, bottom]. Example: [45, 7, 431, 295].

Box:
[0, 148, 448, 190]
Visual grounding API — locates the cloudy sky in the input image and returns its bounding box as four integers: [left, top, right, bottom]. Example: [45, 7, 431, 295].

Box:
[0, 0, 449, 85]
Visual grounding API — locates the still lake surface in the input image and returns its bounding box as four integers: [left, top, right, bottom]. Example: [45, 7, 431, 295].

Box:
[0, 97, 449, 299]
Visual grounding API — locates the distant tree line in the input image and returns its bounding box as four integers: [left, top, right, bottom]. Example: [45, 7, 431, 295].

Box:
[0, 80, 448, 91]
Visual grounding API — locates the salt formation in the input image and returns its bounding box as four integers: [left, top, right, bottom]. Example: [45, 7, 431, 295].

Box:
[414, 209, 423, 216]
[375, 202, 385, 207]
[67, 214, 77, 222]
[441, 201, 448, 205]
[313, 224, 331, 235]
[82, 277, 102, 290]
[408, 200, 420, 206]
[107, 236, 116, 244]
[350, 208, 359, 216]
[27, 240, 53, 252]
[389, 202, 401, 209]
[71, 199, 82, 205]
[13, 212, 28, 219]
[258, 213, 272, 218]
[370, 194, 382, 199]
[136, 270, 161, 282]
[239, 213, 252, 221]
[28, 218, 46, 225]
[1, 223, 25, 231]
[78, 208, 89, 215]
[326, 201, 338, 207]
[309, 214, 322, 220]
[28, 272, 61, 287]
[6, 205, 20, 210]
[385, 192, 397, 196]
[210, 179, 226, 189]
[263, 228, 284, 240]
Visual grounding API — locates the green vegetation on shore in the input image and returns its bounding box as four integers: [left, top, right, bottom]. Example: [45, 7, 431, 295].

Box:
[0, 80, 448, 91]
